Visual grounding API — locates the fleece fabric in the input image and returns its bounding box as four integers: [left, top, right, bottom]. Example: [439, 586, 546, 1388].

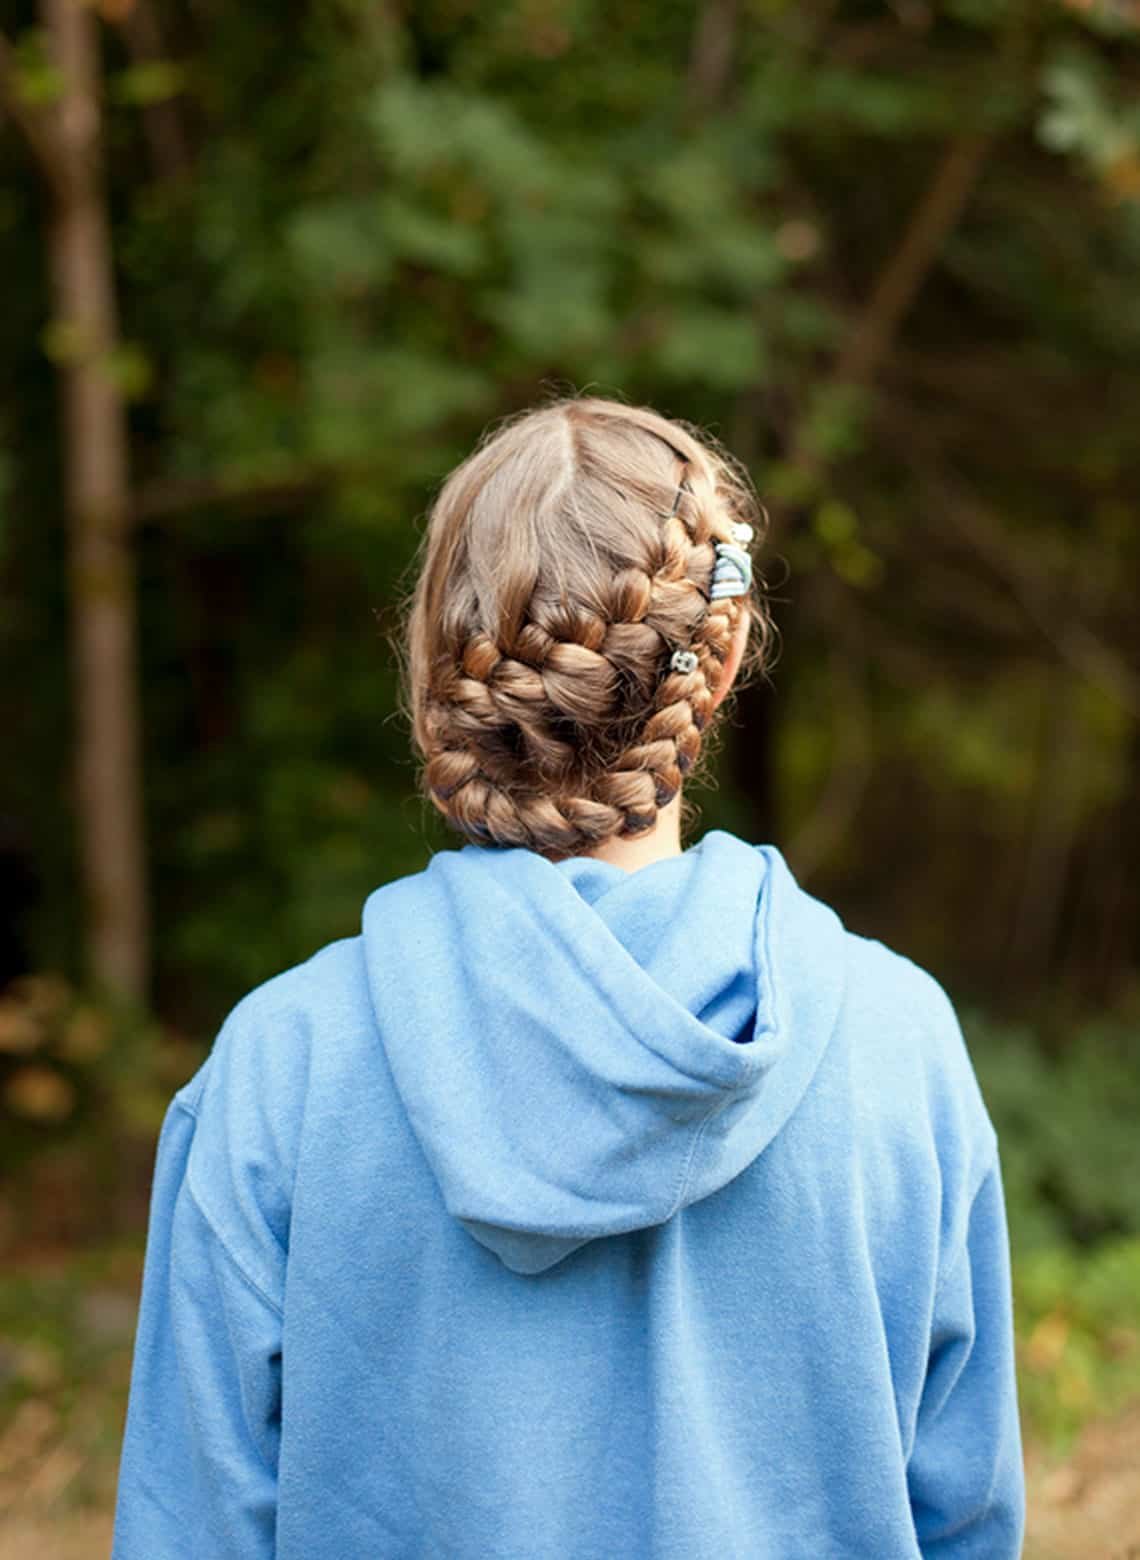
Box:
[112, 829, 1025, 1559]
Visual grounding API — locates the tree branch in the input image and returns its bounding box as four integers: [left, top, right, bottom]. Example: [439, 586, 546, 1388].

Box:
[115, 0, 193, 180]
[786, 581, 874, 882]
[132, 467, 333, 524]
[893, 430, 1140, 717]
[686, 0, 738, 115]
[762, 129, 994, 556]
[830, 132, 989, 392]
[40, 0, 150, 1003]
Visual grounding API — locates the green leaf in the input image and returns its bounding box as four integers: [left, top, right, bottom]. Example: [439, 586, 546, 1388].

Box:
[104, 343, 154, 400]
[110, 62, 188, 107]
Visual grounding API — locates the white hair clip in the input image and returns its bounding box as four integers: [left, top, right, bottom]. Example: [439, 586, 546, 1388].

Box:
[710, 538, 753, 600]
[670, 649, 699, 675]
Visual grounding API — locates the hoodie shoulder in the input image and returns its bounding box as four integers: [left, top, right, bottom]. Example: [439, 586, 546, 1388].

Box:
[172, 934, 373, 1295]
[176, 934, 371, 1112]
[233, 933, 372, 1033]
[838, 929, 998, 1247]
[843, 930, 989, 1094]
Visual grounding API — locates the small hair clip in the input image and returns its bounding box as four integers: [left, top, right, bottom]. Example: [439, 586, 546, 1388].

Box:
[731, 521, 754, 546]
[710, 540, 753, 600]
[670, 648, 699, 675]
[665, 478, 689, 519]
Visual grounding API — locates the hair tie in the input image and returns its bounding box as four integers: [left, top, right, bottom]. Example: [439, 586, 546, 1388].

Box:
[710, 526, 753, 599]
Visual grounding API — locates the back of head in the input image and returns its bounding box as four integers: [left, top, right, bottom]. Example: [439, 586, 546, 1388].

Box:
[398, 395, 775, 860]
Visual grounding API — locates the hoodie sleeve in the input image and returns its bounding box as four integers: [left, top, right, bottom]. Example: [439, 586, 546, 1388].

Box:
[907, 1151, 1025, 1559]
[111, 1086, 282, 1559]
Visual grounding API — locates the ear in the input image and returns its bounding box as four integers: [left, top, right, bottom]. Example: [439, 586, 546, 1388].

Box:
[710, 605, 750, 712]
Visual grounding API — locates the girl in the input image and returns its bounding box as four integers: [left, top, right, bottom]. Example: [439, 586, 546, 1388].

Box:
[112, 396, 1025, 1557]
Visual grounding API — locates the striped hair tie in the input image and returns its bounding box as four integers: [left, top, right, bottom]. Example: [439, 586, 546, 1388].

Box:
[709, 523, 754, 599]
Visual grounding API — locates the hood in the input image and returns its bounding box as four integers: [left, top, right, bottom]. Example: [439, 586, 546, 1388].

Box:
[361, 829, 849, 1275]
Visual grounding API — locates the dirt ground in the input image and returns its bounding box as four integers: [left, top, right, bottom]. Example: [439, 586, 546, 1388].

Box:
[1023, 1407, 1140, 1560]
[1, 1411, 1136, 1557]
[2, 1515, 114, 1560]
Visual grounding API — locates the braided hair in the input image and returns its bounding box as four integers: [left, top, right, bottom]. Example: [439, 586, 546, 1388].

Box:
[396, 396, 774, 860]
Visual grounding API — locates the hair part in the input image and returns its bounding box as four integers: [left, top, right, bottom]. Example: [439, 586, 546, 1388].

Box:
[392, 394, 776, 861]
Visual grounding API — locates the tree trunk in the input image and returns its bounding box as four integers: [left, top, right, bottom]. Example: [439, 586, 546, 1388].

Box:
[42, 0, 148, 1005]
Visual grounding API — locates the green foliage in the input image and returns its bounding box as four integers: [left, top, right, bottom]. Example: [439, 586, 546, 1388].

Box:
[1039, 46, 1140, 181]
[953, 1009, 1140, 1448]
[1014, 1237, 1140, 1450]
[6, 27, 63, 107]
[109, 61, 188, 108]
[966, 1008, 1140, 1251]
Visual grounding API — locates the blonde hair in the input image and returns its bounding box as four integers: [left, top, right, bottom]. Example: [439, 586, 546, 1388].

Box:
[395, 395, 774, 860]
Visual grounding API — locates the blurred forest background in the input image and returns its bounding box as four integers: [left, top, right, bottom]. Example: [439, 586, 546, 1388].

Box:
[1, 0, 1138, 1552]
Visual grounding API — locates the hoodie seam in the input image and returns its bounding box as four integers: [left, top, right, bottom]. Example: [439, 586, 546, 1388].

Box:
[666, 1090, 741, 1218]
[173, 1097, 287, 1320]
[669, 845, 783, 1215]
[185, 1171, 287, 1319]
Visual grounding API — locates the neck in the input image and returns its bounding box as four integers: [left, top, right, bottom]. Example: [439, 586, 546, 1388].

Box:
[577, 792, 684, 873]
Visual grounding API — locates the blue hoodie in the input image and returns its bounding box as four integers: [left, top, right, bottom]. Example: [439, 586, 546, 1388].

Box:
[112, 830, 1025, 1558]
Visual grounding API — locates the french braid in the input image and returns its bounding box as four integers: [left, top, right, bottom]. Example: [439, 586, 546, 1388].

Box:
[397, 396, 772, 860]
